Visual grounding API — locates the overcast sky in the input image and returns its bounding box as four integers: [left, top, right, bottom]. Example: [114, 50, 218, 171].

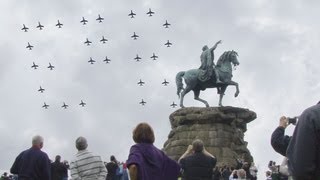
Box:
[1, 0, 320, 179]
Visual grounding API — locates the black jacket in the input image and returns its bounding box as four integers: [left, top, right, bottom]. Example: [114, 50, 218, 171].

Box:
[271, 126, 291, 156]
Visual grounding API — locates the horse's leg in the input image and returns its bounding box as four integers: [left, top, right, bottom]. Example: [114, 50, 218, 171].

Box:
[180, 86, 192, 108]
[193, 89, 209, 107]
[219, 86, 227, 107]
[227, 80, 240, 97]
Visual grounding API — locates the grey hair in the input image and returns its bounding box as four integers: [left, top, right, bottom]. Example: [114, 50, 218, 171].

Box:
[32, 135, 44, 146]
[192, 139, 204, 152]
[76, 136, 88, 150]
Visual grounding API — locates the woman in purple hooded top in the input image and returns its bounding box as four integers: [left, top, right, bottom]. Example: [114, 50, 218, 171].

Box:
[126, 122, 181, 180]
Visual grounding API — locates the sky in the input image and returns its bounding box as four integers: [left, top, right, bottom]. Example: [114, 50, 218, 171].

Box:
[1, 0, 320, 179]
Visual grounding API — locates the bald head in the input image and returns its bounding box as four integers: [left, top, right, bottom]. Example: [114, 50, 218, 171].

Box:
[32, 135, 44, 148]
[75, 136, 88, 151]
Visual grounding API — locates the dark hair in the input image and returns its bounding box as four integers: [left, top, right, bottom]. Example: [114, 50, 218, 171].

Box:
[110, 155, 116, 162]
[133, 123, 155, 144]
[192, 139, 204, 152]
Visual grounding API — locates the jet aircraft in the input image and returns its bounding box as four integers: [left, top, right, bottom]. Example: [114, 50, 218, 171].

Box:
[170, 102, 177, 108]
[62, 102, 68, 109]
[26, 42, 33, 50]
[134, 54, 142, 62]
[88, 57, 95, 64]
[31, 62, 39, 69]
[163, 20, 171, 28]
[84, 38, 92, 46]
[150, 53, 158, 60]
[38, 86, 45, 93]
[139, 99, 146, 106]
[21, 24, 29, 32]
[36, 22, 44, 30]
[56, 20, 63, 28]
[146, 8, 155, 16]
[79, 100, 86, 107]
[100, 36, 108, 43]
[162, 79, 169, 86]
[96, 14, 104, 23]
[42, 102, 49, 109]
[80, 17, 88, 25]
[47, 63, 55, 70]
[103, 56, 111, 63]
[137, 79, 145, 86]
[165, 40, 172, 47]
[128, 10, 136, 18]
[131, 32, 139, 40]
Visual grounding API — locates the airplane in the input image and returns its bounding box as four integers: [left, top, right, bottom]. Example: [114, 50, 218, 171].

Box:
[26, 42, 33, 50]
[36, 22, 44, 30]
[38, 86, 45, 93]
[84, 38, 92, 46]
[131, 32, 139, 40]
[163, 20, 171, 28]
[137, 79, 145, 86]
[103, 56, 111, 63]
[100, 36, 108, 43]
[96, 14, 104, 23]
[62, 102, 68, 109]
[146, 8, 155, 17]
[21, 24, 29, 32]
[162, 79, 169, 86]
[42, 102, 49, 109]
[88, 57, 95, 64]
[56, 20, 63, 28]
[47, 63, 55, 70]
[79, 100, 86, 107]
[165, 40, 172, 47]
[150, 53, 158, 60]
[80, 17, 88, 25]
[31, 62, 39, 69]
[170, 102, 177, 108]
[134, 54, 142, 62]
[139, 99, 146, 106]
[128, 10, 136, 18]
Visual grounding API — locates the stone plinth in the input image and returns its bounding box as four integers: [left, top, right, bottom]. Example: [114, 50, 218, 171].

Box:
[163, 106, 256, 167]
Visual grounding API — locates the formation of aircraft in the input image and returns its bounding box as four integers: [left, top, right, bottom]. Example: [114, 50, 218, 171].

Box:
[103, 56, 111, 63]
[21, 24, 29, 32]
[162, 79, 169, 86]
[56, 20, 63, 28]
[131, 32, 139, 40]
[47, 63, 55, 70]
[88, 57, 95, 64]
[96, 14, 104, 23]
[165, 40, 172, 47]
[62, 102, 69, 109]
[26, 42, 33, 50]
[163, 20, 171, 28]
[84, 38, 92, 46]
[128, 10, 136, 18]
[150, 53, 158, 60]
[138, 79, 145, 86]
[42, 102, 49, 109]
[38, 86, 45, 93]
[139, 99, 146, 106]
[134, 54, 142, 62]
[100, 36, 108, 43]
[36, 22, 44, 30]
[146, 8, 155, 17]
[79, 100, 86, 107]
[31, 62, 39, 69]
[80, 17, 88, 25]
[170, 102, 177, 108]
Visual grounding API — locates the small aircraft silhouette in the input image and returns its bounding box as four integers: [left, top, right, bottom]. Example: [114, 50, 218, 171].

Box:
[36, 22, 44, 30]
[47, 63, 55, 70]
[134, 54, 142, 62]
[163, 20, 171, 28]
[62, 102, 69, 109]
[146, 8, 155, 17]
[170, 102, 177, 108]
[79, 100, 86, 107]
[165, 40, 172, 47]
[38, 86, 45, 93]
[26, 42, 33, 50]
[150, 53, 158, 60]
[21, 24, 29, 32]
[137, 79, 145, 86]
[42, 102, 49, 109]
[100, 36, 108, 43]
[131, 32, 139, 40]
[31, 62, 39, 69]
[162, 79, 169, 86]
[84, 38, 92, 46]
[56, 20, 63, 28]
[96, 14, 104, 23]
[103, 56, 111, 63]
[80, 17, 88, 25]
[128, 10, 136, 18]
[88, 57, 95, 64]
[139, 99, 146, 106]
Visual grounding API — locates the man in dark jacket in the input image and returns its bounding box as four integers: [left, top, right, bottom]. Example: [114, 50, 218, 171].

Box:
[51, 155, 64, 180]
[179, 139, 217, 180]
[287, 102, 320, 180]
[10, 135, 51, 180]
[271, 116, 292, 157]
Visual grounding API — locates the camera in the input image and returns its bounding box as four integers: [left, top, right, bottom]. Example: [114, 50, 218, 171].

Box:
[288, 117, 298, 125]
[268, 160, 274, 167]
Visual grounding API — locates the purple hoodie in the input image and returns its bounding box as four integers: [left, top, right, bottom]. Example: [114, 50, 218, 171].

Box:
[126, 143, 180, 180]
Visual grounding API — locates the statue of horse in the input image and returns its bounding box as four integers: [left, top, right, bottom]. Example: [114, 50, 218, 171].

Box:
[176, 50, 240, 107]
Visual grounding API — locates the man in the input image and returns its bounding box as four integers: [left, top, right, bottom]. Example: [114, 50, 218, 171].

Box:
[70, 136, 107, 180]
[106, 155, 119, 180]
[61, 160, 69, 180]
[10, 135, 51, 180]
[51, 155, 64, 180]
[286, 102, 320, 180]
[271, 116, 292, 157]
[178, 139, 216, 180]
[198, 40, 222, 83]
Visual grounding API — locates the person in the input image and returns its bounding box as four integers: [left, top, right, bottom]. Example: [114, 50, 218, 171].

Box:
[266, 171, 272, 180]
[178, 139, 217, 180]
[271, 116, 292, 157]
[10, 135, 51, 180]
[249, 162, 258, 180]
[198, 40, 222, 83]
[286, 102, 320, 180]
[70, 136, 107, 180]
[51, 155, 64, 180]
[106, 155, 119, 180]
[236, 169, 246, 180]
[126, 122, 180, 180]
[0, 172, 10, 180]
[61, 160, 69, 180]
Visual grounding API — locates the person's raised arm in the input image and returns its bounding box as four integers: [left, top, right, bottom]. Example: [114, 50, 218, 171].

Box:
[210, 40, 222, 51]
[178, 145, 193, 163]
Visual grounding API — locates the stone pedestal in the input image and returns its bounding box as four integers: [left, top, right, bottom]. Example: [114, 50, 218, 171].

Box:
[163, 106, 256, 167]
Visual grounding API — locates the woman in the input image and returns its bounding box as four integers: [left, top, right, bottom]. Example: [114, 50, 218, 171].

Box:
[126, 123, 180, 180]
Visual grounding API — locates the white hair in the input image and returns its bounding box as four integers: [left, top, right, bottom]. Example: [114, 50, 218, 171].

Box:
[32, 135, 44, 146]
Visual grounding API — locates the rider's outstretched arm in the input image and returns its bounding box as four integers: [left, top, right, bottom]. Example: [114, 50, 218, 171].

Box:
[210, 40, 222, 51]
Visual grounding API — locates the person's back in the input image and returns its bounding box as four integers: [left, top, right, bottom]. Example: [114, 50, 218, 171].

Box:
[51, 155, 64, 180]
[106, 156, 118, 180]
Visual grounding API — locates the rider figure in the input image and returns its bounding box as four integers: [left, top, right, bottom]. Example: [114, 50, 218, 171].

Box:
[199, 40, 222, 83]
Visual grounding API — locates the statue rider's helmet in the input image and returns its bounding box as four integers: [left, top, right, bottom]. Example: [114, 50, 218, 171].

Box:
[202, 45, 208, 51]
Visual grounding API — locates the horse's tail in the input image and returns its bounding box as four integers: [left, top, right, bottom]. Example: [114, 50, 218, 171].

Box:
[176, 71, 185, 98]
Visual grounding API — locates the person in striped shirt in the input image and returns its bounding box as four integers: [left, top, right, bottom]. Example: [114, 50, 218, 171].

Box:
[70, 136, 107, 180]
